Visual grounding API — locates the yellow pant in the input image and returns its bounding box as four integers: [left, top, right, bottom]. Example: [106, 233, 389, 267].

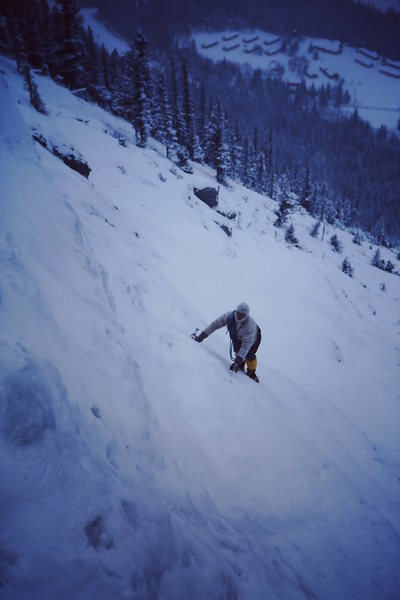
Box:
[246, 357, 257, 371]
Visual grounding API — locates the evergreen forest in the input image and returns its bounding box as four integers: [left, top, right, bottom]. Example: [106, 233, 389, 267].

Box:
[1, 0, 399, 243]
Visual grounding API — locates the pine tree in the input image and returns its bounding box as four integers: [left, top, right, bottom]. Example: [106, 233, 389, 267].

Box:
[342, 258, 354, 277]
[38, 0, 52, 74]
[83, 26, 101, 88]
[5, 4, 27, 73]
[154, 71, 176, 159]
[300, 163, 312, 212]
[99, 44, 111, 92]
[371, 248, 384, 269]
[226, 120, 241, 180]
[255, 151, 266, 194]
[207, 99, 228, 184]
[285, 223, 298, 245]
[181, 58, 196, 159]
[241, 136, 250, 187]
[14, 0, 44, 70]
[274, 174, 292, 227]
[197, 82, 207, 154]
[23, 66, 47, 114]
[334, 82, 343, 108]
[0, 6, 11, 56]
[132, 31, 151, 147]
[170, 58, 184, 149]
[55, 0, 82, 89]
[352, 230, 363, 245]
[385, 260, 394, 273]
[330, 234, 343, 253]
[310, 221, 321, 238]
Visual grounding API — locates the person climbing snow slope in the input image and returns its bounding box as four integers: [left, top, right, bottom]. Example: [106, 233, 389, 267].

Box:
[193, 302, 262, 382]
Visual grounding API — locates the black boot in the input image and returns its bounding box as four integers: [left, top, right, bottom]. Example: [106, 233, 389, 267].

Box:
[247, 369, 259, 383]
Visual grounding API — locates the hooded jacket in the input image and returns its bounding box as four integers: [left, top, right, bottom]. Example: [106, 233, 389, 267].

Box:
[204, 310, 259, 361]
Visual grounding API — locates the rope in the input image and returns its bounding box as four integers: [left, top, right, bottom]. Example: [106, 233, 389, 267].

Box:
[229, 337, 235, 361]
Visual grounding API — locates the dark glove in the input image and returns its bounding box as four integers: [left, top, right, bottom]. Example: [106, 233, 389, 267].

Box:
[230, 356, 244, 372]
[192, 331, 208, 343]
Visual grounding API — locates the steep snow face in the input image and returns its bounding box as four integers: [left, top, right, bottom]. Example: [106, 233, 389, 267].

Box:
[1, 56, 400, 600]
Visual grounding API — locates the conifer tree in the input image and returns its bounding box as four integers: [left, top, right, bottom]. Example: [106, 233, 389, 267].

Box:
[0, 8, 11, 56]
[310, 221, 321, 238]
[100, 44, 110, 90]
[285, 223, 298, 245]
[83, 26, 100, 88]
[255, 151, 266, 194]
[132, 31, 151, 147]
[170, 58, 185, 149]
[181, 58, 196, 159]
[371, 248, 384, 269]
[154, 71, 176, 159]
[274, 174, 292, 227]
[21, 0, 44, 70]
[55, 0, 82, 89]
[197, 82, 207, 155]
[241, 136, 250, 187]
[300, 163, 312, 212]
[23, 66, 47, 114]
[207, 99, 228, 184]
[38, 0, 52, 74]
[330, 234, 343, 253]
[342, 258, 354, 277]
[227, 120, 242, 181]
[5, 5, 27, 73]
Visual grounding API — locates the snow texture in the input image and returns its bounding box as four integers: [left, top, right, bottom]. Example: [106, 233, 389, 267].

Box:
[0, 56, 400, 599]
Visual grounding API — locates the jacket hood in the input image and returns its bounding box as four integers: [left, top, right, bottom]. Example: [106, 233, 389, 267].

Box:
[235, 302, 249, 323]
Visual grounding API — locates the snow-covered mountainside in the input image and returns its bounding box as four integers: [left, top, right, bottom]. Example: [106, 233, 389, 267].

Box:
[192, 30, 400, 130]
[80, 7, 129, 54]
[1, 55, 400, 599]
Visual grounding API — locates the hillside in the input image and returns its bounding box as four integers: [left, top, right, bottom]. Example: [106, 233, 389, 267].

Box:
[192, 30, 400, 131]
[1, 56, 400, 599]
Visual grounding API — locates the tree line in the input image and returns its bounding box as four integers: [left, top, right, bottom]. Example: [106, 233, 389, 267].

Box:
[1, 0, 399, 243]
[86, 0, 400, 60]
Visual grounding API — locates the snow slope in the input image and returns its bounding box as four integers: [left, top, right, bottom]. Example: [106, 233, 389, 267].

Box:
[192, 30, 400, 130]
[80, 7, 129, 54]
[1, 56, 400, 599]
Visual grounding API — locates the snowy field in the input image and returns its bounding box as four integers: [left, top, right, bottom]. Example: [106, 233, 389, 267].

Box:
[1, 54, 400, 599]
[192, 30, 400, 130]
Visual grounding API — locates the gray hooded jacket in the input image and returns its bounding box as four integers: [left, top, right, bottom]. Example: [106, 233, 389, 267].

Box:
[204, 311, 258, 361]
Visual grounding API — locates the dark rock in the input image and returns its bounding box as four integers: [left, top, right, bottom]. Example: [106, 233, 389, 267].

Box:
[193, 187, 219, 208]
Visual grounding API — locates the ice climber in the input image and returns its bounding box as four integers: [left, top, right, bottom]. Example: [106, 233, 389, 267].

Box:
[193, 302, 262, 382]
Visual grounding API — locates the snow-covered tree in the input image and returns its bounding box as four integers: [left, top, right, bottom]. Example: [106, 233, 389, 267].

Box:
[285, 223, 299, 245]
[330, 234, 343, 253]
[55, 0, 82, 89]
[342, 258, 354, 277]
[181, 58, 197, 160]
[310, 221, 321, 238]
[132, 31, 151, 147]
[274, 173, 294, 227]
[23, 66, 47, 114]
[300, 163, 312, 212]
[207, 99, 229, 184]
[153, 71, 177, 159]
[371, 248, 384, 269]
